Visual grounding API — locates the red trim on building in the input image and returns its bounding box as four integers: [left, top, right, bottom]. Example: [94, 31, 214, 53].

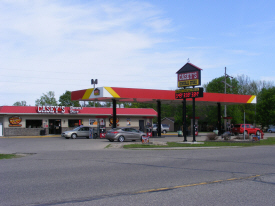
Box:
[0, 106, 157, 116]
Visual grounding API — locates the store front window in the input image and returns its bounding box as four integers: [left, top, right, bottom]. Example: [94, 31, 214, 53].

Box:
[26, 120, 43, 128]
[68, 119, 82, 127]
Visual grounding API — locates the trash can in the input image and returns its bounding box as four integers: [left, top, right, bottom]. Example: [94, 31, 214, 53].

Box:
[152, 131, 157, 137]
[40, 129, 45, 135]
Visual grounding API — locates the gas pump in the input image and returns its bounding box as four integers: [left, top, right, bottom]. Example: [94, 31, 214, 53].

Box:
[99, 118, 106, 138]
[146, 126, 152, 137]
[190, 117, 199, 136]
[99, 126, 106, 138]
[195, 125, 198, 136]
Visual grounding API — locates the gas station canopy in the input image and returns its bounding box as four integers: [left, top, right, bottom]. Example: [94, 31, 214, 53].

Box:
[71, 86, 257, 106]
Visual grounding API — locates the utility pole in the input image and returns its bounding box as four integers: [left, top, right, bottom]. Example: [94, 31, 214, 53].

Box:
[221, 67, 233, 132]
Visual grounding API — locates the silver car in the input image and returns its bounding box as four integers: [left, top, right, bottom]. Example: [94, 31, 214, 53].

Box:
[106, 127, 146, 142]
[62, 126, 96, 139]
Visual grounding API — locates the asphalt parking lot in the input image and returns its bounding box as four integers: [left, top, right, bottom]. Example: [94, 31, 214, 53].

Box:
[1, 132, 275, 205]
[1, 132, 274, 154]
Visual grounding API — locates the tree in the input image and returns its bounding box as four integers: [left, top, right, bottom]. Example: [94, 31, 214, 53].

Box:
[13, 101, 27, 106]
[203, 76, 239, 94]
[59, 91, 81, 107]
[203, 76, 242, 127]
[236, 74, 274, 95]
[256, 87, 275, 128]
[35, 91, 58, 106]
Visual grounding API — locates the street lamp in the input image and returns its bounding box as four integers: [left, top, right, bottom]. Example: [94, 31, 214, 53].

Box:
[91, 79, 98, 107]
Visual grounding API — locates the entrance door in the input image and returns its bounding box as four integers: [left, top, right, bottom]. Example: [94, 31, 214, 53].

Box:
[139, 120, 145, 132]
[49, 119, 61, 134]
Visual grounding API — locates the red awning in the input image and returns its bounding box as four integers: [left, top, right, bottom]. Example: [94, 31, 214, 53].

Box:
[71, 87, 256, 106]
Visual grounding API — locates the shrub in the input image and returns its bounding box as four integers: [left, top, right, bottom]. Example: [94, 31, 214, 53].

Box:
[234, 134, 250, 140]
[206, 132, 218, 140]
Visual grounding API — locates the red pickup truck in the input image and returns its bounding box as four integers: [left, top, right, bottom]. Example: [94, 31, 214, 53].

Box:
[232, 124, 261, 136]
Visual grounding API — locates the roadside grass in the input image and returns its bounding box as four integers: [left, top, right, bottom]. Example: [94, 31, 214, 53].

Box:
[0, 154, 18, 159]
[123, 137, 275, 149]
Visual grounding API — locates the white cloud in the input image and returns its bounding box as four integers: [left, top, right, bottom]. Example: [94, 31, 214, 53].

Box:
[0, 0, 179, 105]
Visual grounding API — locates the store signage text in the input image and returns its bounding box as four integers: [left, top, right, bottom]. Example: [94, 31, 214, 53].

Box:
[178, 71, 201, 87]
[37, 106, 66, 114]
[69, 106, 83, 114]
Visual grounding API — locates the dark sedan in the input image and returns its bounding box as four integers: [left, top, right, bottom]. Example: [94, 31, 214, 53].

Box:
[106, 127, 146, 142]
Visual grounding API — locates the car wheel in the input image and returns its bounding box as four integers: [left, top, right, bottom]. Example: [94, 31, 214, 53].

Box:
[163, 130, 167, 134]
[71, 133, 77, 139]
[269, 130, 272, 133]
[244, 131, 248, 136]
[86, 136, 89, 139]
[108, 139, 114, 142]
[256, 131, 260, 136]
[118, 136, 125, 142]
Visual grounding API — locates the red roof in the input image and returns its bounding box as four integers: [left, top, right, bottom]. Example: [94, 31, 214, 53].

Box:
[71, 87, 257, 106]
[0, 106, 157, 116]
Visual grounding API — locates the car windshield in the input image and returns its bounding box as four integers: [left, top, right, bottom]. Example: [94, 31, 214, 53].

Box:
[73, 127, 81, 131]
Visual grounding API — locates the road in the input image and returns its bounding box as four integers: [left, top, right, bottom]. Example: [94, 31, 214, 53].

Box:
[0, 136, 275, 206]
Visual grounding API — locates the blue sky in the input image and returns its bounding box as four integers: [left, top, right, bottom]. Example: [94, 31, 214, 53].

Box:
[0, 0, 274, 105]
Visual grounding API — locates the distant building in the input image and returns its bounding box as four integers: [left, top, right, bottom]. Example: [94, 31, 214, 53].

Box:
[161, 117, 175, 132]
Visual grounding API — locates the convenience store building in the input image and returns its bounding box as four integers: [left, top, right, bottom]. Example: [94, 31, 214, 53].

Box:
[0, 106, 157, 137]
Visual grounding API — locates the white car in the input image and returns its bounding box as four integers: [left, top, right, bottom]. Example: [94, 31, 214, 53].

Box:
[62, 126, 97, 139]
[152, 124, 170, 134]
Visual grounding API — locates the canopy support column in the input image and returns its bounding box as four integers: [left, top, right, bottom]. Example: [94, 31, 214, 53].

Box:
[157, 100, 161, 137]
[112, 99, 117, 129]
[217, 103, 221, 135]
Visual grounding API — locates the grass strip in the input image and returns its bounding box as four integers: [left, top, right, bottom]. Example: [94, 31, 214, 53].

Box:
[123, 137, 275, 149]
[0, 154, 18, 159]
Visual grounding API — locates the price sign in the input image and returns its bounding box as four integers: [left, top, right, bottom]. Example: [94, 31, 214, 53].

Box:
[175, 87, 203, 99]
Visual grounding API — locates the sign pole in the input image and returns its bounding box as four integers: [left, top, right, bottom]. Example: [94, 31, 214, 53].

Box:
[192, 97, 196, 142]
[183, 98, 187, 142]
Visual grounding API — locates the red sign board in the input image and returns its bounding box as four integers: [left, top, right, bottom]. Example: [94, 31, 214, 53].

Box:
[176, 63, 202, 87]
[175, 87, 204, 99]
[178, 71, 199, 81]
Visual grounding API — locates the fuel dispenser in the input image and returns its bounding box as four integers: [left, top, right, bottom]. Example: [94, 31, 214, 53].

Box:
[190, 117, 199, 136]
[146, 126, 152, 137]
[99, 126, 106, 138]
[195, 125, 198, 136]
[98, 118, 106, 138]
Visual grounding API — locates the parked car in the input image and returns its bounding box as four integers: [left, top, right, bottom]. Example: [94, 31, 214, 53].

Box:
[62, 126, 97, 139]
[231, 124, 261, 136]
[152, 124, 170, 134]
[267, 127, 275, 133]
[106, 127, 146, 142]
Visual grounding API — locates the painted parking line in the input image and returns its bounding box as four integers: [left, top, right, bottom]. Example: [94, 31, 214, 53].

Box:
[136, 175, 260, 194]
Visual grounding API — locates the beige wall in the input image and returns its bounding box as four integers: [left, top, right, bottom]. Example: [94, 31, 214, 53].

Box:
[1, 114, 153, 129]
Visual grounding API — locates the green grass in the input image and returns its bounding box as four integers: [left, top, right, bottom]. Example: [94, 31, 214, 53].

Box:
[0, 154, 18, 159]
[123, 137, 275, 149]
